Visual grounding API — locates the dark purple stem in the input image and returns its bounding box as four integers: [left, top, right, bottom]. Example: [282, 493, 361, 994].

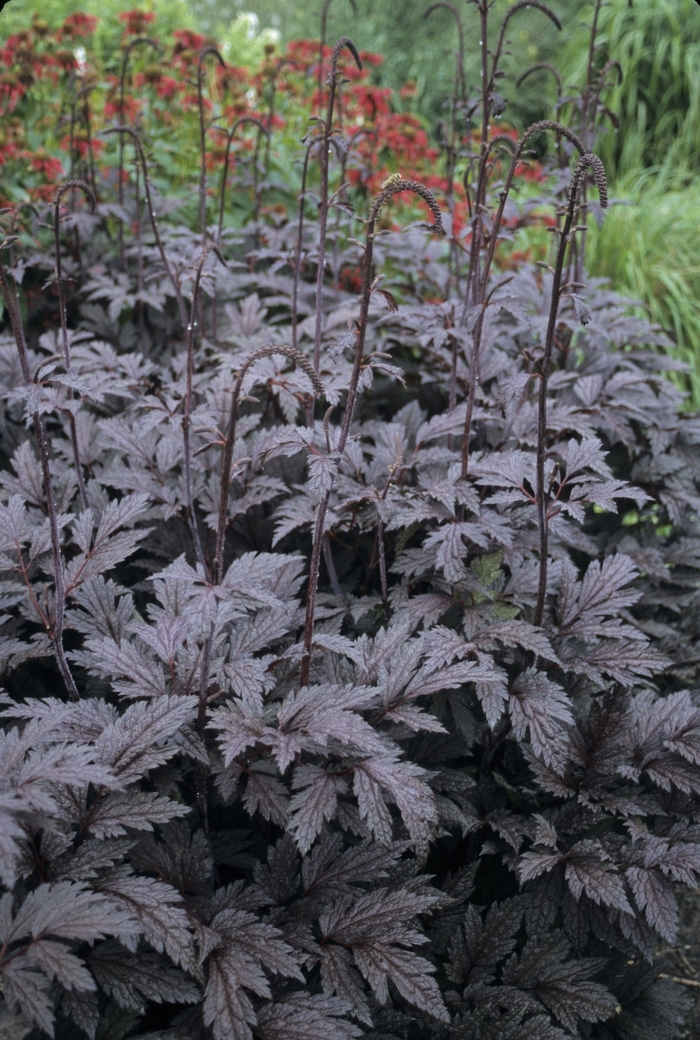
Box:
[300, 180, 444, 686]
[312, 37, 362, 378]
[460, 122, 586, 481]
[117, 36, 160, 271]
[293, 137, 318, 353]
[534, 153, 607, 627]
[0, 245, 80, 701]
[54, 179, 96, 510]
[197, 46, 226, 244]
[216, 116, 269, 246]
[102, 126, 188, 332]
[214, 347, 323, 586]
[184, 243, 227, 574]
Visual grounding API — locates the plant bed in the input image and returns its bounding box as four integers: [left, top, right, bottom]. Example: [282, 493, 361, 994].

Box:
[0, 3, 699, 1040]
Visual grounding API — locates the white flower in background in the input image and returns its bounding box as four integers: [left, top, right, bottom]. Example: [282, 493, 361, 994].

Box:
[75, 46, 88, 75]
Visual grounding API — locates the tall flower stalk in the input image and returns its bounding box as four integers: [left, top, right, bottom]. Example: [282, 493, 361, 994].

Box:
[102, 125, 188, 331]
[312, 37, 362, 377]
[425, 1, 466, 287]
[216, 116, 268, 247]
[534, 152, 608, 627]
[213, 114, 268, 342]
[262, 56, 295, 179]
[213, 347, 323, 587]
[569, 0, 621, 284]
[184, 243, 227, 573]
[53, 179, 96, 511]
[117, 36, 159, 271]
[77, 82, 98, 196]
[0, 241, 80, 701]
[199, 344, 322, 833]
[197, 46, 226, 245]
[292, 136, 319, 353]
[425, 1, 466, 107]
[300, 179, 444, 687]
[104, 126, 207, 567]
[463, 0, 561, 314]
[317, 0, 358, 116]
[460, 121, 586, 481]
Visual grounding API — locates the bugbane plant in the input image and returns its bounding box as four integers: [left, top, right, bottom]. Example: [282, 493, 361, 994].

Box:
[0, 3, 699, 1040]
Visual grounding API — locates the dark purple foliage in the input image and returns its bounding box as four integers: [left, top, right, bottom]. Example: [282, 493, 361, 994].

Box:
[0, 4, 699, 1040]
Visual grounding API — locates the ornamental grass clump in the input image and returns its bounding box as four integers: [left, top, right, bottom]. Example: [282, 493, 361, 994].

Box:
[0, 3, 698, 1039]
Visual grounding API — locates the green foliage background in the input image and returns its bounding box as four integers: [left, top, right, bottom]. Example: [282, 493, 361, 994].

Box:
[3, 0, 700, 403]
[555, 0, 700, 405]
[2, 0, 576, 126]
[197, 0, 574, 130]
[1, 0, 195, 41]
[242, 0, 700, 405]
[558, 0, 700, 178]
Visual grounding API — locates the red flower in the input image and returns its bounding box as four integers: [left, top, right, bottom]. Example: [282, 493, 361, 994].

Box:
[284, 38, 324, 73]
[103, 95, 141, 120]
[514, 161, 546, 183]
[497, 248, 532, 271]
[424, 174, 449, 195]
[31, 183, 58, 203]
[54, 48, 78, 72]
[216, 65, 247, 92]
[172, 29, 206, 54]
[286, 39, 317, 61]
[0, 71, 25, 111]
[118, 9, 156, 35]
[30, 148, 64, 178]
[224, 98, 251, 119]
[1, 32, 31, 64]
[134, 65, 181, 99]
[359, 50, 383, 66]
[180, 92, 208, 111]
[340, 62, 365, 83]
[0, 137, 21, 166]
[156, 75, 179, 100]
[59, 132, 104, 159]
[59, 13, 97, 38]
[349, 84, 392, 120]
[523, 162, 546, 183]
[206, 145, 231, 172]
[338, 264, 362, 294]
[136, 64, 164, 87]
[451, 199, 472, 235]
